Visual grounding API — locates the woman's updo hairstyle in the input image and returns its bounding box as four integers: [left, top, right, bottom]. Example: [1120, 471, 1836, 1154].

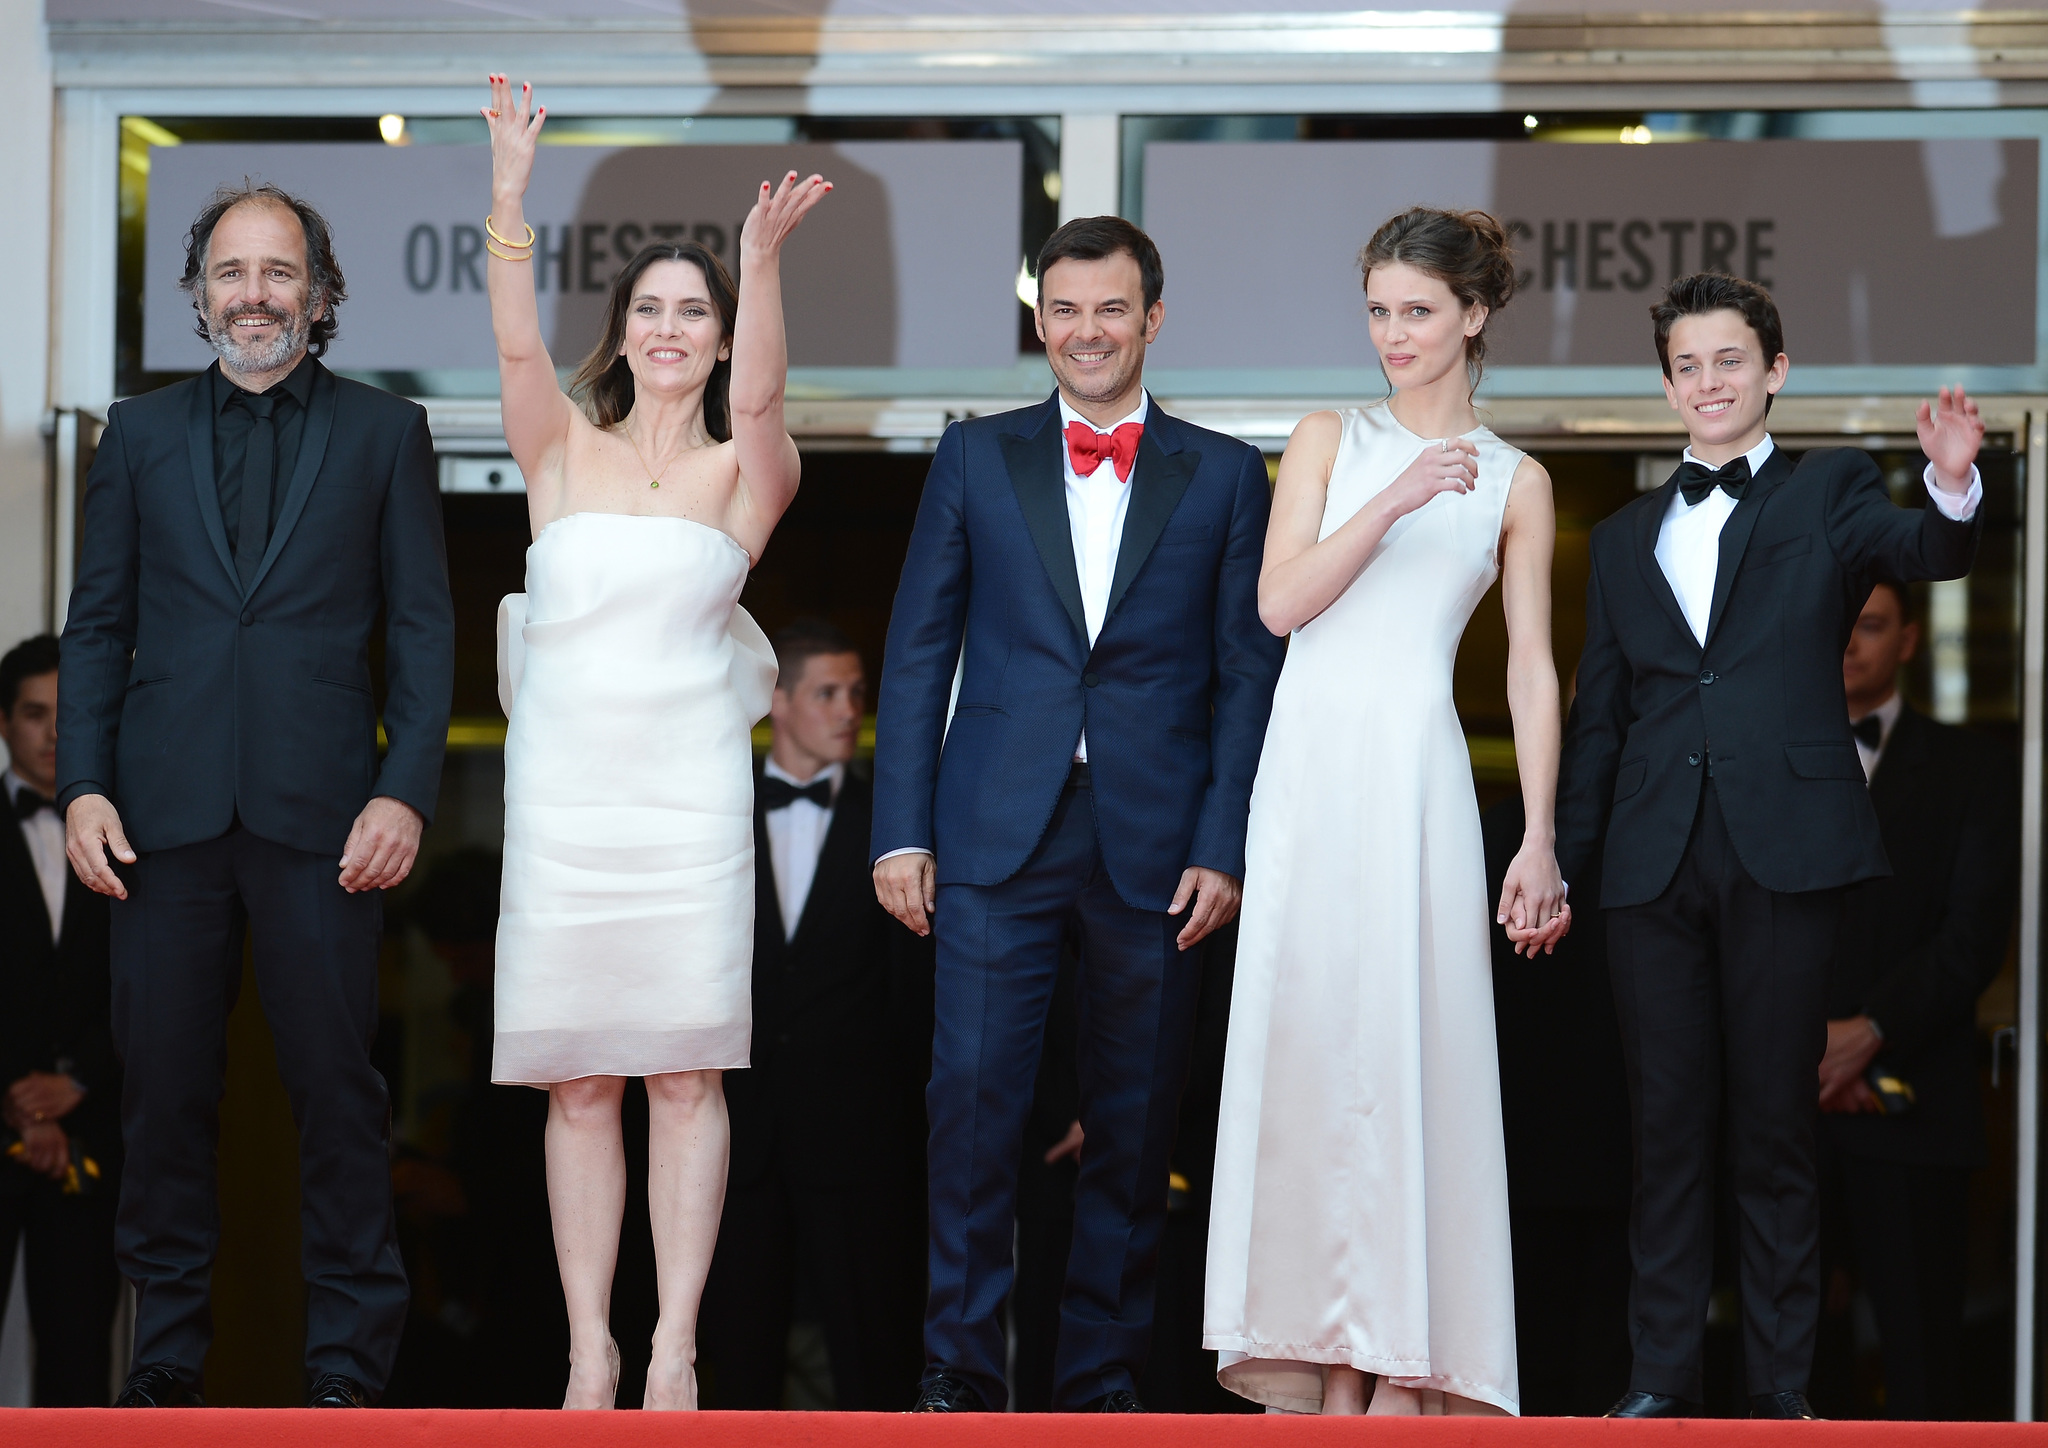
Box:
[1359, 207, 1517, 387]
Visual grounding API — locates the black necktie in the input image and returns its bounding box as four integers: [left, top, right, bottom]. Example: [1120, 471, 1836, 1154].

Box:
[760, 776, 832, 812]
[1678, 455, 1752, 507]
[235, 391, 278, 589]
[1851, 715, 1884, 750]
[13, 786, 54, 820]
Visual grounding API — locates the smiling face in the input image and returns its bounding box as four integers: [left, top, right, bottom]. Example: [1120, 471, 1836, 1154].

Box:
[1035, 251, 1162, 419]
[1365, 261, 1485, 394]
[1661, 308, 1787, 458]
[619, 258, 731, 400]
[200, 200, 322, 378]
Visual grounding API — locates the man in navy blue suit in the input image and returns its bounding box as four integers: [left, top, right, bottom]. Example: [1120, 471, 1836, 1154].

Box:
[871, 216, 1284, 1412]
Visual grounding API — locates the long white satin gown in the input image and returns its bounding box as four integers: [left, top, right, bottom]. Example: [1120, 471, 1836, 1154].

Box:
[1204, 403, 1523, 1415]
[491, 512, 777, 1086]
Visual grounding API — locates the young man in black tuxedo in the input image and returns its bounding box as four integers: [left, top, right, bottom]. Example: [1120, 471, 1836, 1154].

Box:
[1815, 580, 2017, 1419]
[0, 636, 122, 1404]
[699, 620, 925, 1409]
[1556, 273, 1986, 1420]
[58, 183, 454, 1408]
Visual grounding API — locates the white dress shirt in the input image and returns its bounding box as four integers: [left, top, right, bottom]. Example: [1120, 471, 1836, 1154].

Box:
[7, 770, 67, 946]
[1852, 689, 1905, 783]
[1060, 391, 1149, 763]
[763, 757, 842, 941]
[1655, 435, 1982, 646]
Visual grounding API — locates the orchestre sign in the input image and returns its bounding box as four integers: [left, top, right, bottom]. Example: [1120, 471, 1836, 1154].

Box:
[144, 141, 1024, 373]
[1143, 138, 2038, 370]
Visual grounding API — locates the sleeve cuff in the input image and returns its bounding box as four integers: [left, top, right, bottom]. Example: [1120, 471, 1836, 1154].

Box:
[1923, 463, 1982, 522]
[875, 847, 933, 863]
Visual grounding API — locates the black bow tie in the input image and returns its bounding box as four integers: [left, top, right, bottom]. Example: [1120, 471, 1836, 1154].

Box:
[760, 775, 832, 812]
[13, 787, 55, 820]
[1851, 715, 1884, 750]
[1678, 455, 1753, 507]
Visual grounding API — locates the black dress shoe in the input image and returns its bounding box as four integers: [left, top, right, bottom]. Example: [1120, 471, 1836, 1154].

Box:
[1605, 1390, 1700, 1418]
[1751, 1391, 1820, 1419]
[115, 1363, 204, 1407]
[911, 1369, 987, 1412]
[1084, 1389, 1145, 1412]
[308, 1372, 376, 1407]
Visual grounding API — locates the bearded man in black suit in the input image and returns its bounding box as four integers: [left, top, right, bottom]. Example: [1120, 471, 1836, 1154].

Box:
[58, 182, 454, 1408]
[0, 635, 122, 1404]
[698, 620, 925, 1409]
[1814, 579, 2017, 1419]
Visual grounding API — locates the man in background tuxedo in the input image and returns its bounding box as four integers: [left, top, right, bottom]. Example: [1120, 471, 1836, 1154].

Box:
[59, 182, 453, 1407]
[1814, 580, 2016, 1419]
[1556, 273, 1985, 1420]
[0, 636, 122, 1405]
[699, 620, 924, 1410]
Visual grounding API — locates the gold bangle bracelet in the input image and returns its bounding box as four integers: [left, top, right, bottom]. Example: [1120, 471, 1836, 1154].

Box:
[484, 239, 534, 263]
[484, 215, 537, 250]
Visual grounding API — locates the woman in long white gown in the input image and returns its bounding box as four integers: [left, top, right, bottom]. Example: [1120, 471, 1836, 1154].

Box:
[1204, 208, 1571, 1416]
[481, 75, 829, 1409]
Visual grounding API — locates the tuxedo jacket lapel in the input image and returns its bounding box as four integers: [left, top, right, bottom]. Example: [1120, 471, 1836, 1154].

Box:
[1703, 447, 1793, 649]
[1000, 397, 1087, 645]
[185, 374, 240, 594]
[791, 778, 867, 950]
[0, 814, 54, 949]
[248, 362, 337, 599]
[1633, 473, 1696, 646]
[1103, 417, 1198, 628]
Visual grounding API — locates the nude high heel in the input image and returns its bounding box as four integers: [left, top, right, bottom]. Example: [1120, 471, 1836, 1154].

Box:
[563, 1337, 620, 1409]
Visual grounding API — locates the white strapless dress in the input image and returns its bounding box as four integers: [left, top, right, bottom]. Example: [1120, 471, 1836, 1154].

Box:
[491, 512, 777, 1085]
[1204, 404, 1523, 1415]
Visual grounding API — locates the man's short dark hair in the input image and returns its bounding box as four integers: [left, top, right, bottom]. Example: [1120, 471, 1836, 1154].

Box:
[178, 180, 347, 356]
[1034, 216, 1164, 313]
[1650, 272, 1784, 380]
[1868, 577, 1915, 625]
[772, 619, 861, 693]
[0, 634, 59, 717]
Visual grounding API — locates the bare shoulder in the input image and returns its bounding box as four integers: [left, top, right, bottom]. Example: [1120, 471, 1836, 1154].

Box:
[1287, 409, 1345, 453]
[1508, 452, 1553, 497]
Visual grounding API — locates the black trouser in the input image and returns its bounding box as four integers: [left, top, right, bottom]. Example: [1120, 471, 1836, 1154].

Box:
[0, 1164, 122, 1404]
[109, 824, 406, 1395]
[1821, 1139, 1970, 1420]
[1607, 783, 1840, 1402]
[699, 1168, 922, 1409]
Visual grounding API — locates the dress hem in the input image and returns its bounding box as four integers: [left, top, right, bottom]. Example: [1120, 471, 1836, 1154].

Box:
[492, 1023, 751, 1085]
[1205, 1337, 1519, 1417]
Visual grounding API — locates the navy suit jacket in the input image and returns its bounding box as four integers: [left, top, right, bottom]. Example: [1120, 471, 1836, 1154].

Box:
[57, 361, 454, 858]
[871, 393, 1284, 912]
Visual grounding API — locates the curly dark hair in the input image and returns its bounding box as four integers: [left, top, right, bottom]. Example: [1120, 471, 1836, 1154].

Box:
[178, 180, 346, 356]
[1359, 207, 1518, 390]
[570, 241, 739, 439]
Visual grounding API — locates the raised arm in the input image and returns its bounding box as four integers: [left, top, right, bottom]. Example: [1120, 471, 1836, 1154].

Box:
[483, 74, 577, 531]
[1258, 412, 1478, 636]
[725, 170, 832, 558]
[1494, 456, 1569, 955]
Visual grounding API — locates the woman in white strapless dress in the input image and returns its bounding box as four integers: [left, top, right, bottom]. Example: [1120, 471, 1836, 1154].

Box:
[1204, 209, 1572, 1416]
[481, 75, 831, 1409]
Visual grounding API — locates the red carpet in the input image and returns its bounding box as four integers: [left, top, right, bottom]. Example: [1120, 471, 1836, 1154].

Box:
[4, 1411, 2044, 1445]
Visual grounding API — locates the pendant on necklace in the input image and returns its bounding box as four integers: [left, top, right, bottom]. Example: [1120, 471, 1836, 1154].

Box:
[650, 479, 660, 489]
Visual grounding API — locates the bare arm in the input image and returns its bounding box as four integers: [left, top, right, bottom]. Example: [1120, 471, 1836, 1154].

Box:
[483, 74, 578, 534]
[1495, 455, 1570, 955]
[725, 171, 833, 559]
[1257, 412, 1479, 636]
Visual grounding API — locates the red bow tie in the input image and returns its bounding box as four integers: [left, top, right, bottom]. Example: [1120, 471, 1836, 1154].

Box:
[1065, 420, 1143, 483]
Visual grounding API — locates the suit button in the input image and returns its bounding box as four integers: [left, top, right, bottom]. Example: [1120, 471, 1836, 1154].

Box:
[1698, 670, 1717, 686]
[1688, 751, 1702, 767]
[1083, 672, 1100, 688]
[240, 610, 254, 626]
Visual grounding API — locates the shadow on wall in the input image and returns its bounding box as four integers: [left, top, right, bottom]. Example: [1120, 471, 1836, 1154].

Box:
[547, 141, 898, 372]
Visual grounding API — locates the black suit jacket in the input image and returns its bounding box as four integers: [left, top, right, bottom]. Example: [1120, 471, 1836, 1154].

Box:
[727, 766, 925, 1191]
[1559, 447, 1981, 907]
[0, 817, 120, 1167]
[1825, 705, 2018, 1169]
[57, 360, 455, 857]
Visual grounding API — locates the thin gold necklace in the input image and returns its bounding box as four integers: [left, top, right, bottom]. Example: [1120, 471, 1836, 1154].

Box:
[620, 422, 696, 490]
